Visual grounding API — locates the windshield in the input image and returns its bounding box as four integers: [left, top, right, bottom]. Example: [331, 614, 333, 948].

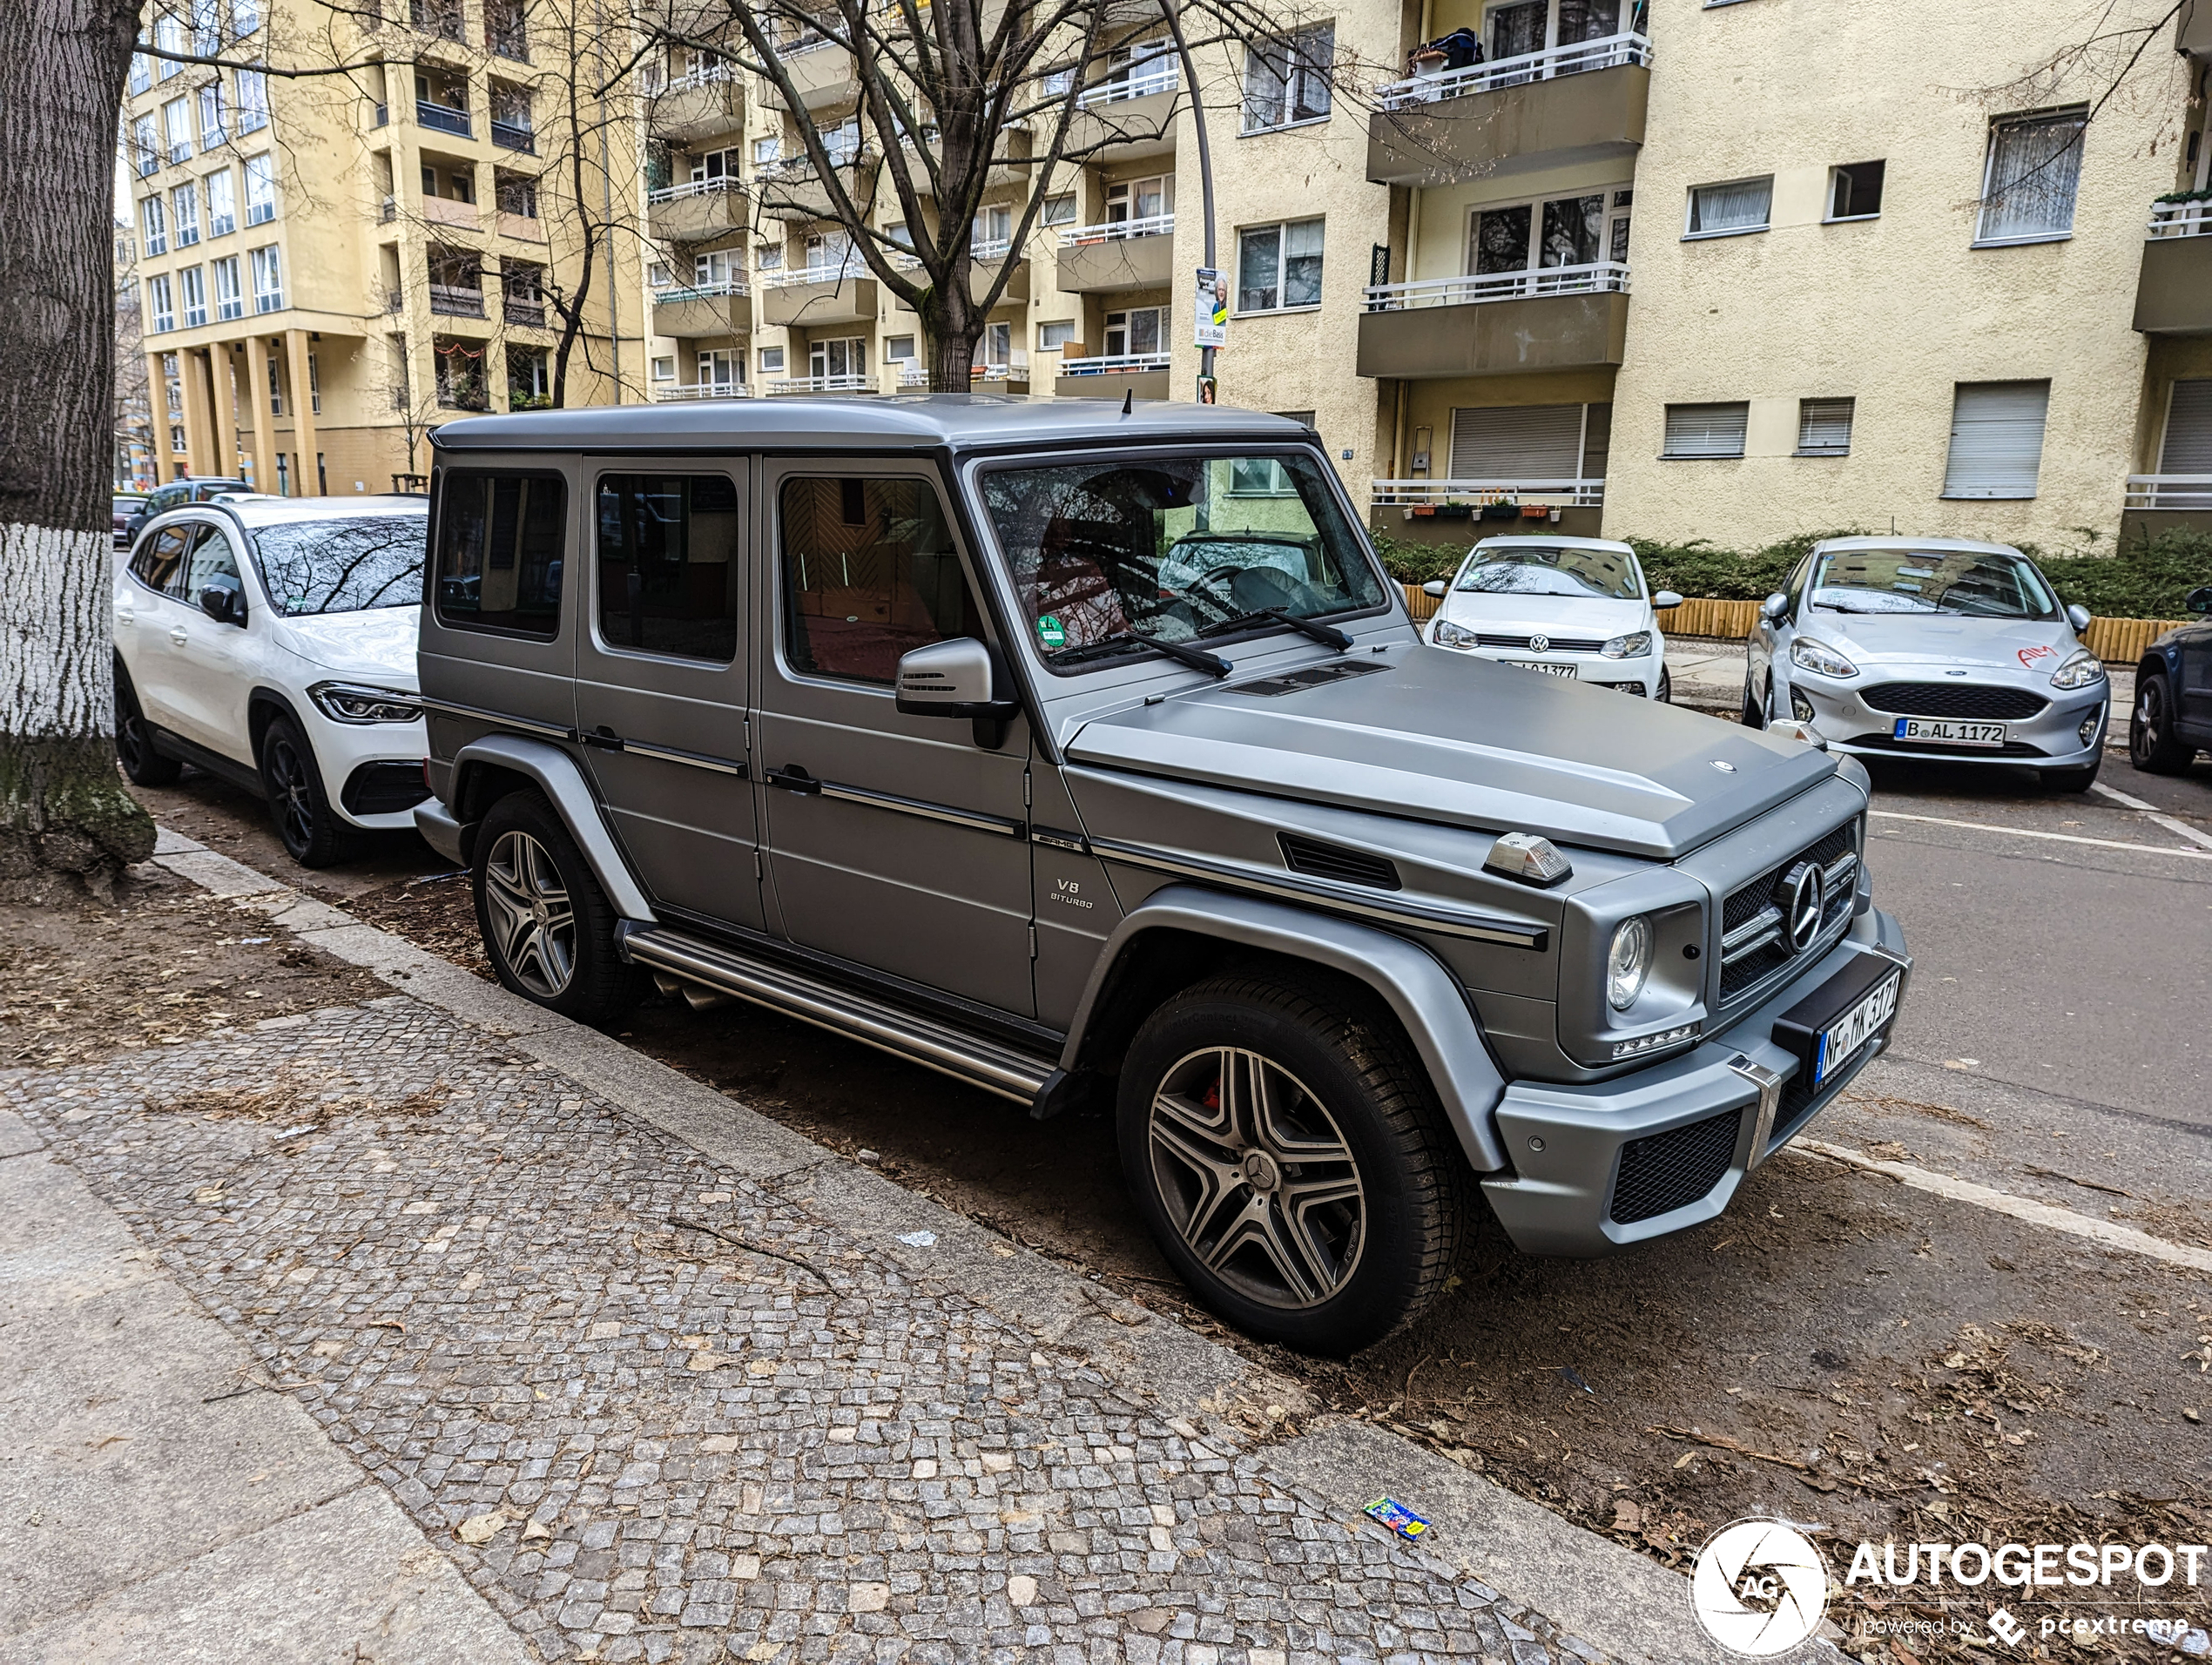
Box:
[1454, 542, 1641, 601]
[981, 451, 1385, 666]
[1811, 548, 2056, 620]
[250, 514, 428, 617]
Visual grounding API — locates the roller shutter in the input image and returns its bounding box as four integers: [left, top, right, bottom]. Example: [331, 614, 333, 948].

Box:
[1942, 381, 2050, 499]
[1447, 403, 1584, 480]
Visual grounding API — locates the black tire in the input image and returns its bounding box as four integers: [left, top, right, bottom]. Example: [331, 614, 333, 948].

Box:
[1741, 670, 1767, 729]
[472, 789, 644, 1023]
[113, 663, 182, 785]
[2130, 671, 2195, 775]
[1656, 666, 1673, 704]
[259, 714, 360, 867]
[1116, 971, 1470, 1356]
[2039, 760, 2101, 792]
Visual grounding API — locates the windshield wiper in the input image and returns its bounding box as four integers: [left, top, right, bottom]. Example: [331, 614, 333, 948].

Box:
[1197, 608, 1352, 651]
[1054, 628, 1234, 677]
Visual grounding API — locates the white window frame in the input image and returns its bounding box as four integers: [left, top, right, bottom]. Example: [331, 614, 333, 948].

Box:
[1241, 22, 1333, 135]
[691, 248, 738, 286]
[197, 80, 226, 149]
[1795, 396, 1854, 456]
[1104, 173, 1173, 224]
[250, 243, 283, 312]
[133, 117, 160, 177]
[1103, 307, 1163, 356]
[698, 348, 741, 388]
[1941, 380, 2051, 500]
[807, 335, 867, 378]
[148, 273, 176, 333]
[884, 334, 918, 362]
[1824, 159, 1884, 224]
[1973, 110, 2087, 248]
[1464, 186, 1630, 277]
[1234, 217, 1325, 314]
[154, 14, 185, 78]
[236, 69, 269, 132]
[205, 166, 236, 236]
[1683, 175, 1773, 239]
[1041, 192, 1076, 226]
[1661, 401, 1750, 460]
[179, 264, 207, 327]
[171, 181, 201, 246]
[212, 254, 244, 320]
[689, 145, 739, 185]
[1036, 319, 1077, 351]
[758, 344, 786, 374]
[244, 153, 276, 225]
[140, 195, 169, 256]
[650, 354, 676, 381]
[163, 98, 193, 165]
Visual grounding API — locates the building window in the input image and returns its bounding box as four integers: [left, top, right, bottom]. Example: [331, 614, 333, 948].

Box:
[508, 345, 547, 407]
[1975, 111, 2086, 246]
[1104, 173, 1172, 227]
[212, 254, 244, 320]
[1469, 191, 1624, 275]
[2155, 379, 2212, 477]
[698, 348, 740, 388]
[752, 135, 778, 166]
[267, 355, 283, 413]
[1237, 217, 1323, 312]
[236, 69, 269, 132]
[759, 345, 785, 374]
[1037, 320, 1076, 351]
[495, 170, 537, 218]
[250, 243, 283, 311]
[1242, 23, 1332, 133]
[171, 181, 200, 246]
[807, 336, 866, 380]
[1686, 177, 1771, 238]
[884, 334, 916, 362]
[1103, 307, 1163, 357]
[1827, 160, 1884, 221]
[1041, 192, 1076, 226]
[130, 54, 153, 95]
[179, 265, 207, 327]
[233, 0, 260, 35]
[198, 81, 226, 148]
[163, 98, 193, 164]
[148, 273, 175, 333]
[972, 204, 1011, 252]
[691, 249, 738, 288]
[1040, 66, 1073, 96]
[190, 0, 220, 53]
[140, 195, 169, 256]
[133, 117, 160, 177]
[205, 166, 236, 236]
[1662, 401, 1750, 459]
[1446, 402, 1604, 482]
[244, 153, 276, 224]
[307, 352, 320, 412]
[974, 320, 1012, 367]
[1796, 397, 1854, 455]
[1942, 381, 2050, 499]
[650, 355, 675, 381]
[689, 145, 738, 184]
[1229, 458, 1297, 495]
[154, 13, 185, 77]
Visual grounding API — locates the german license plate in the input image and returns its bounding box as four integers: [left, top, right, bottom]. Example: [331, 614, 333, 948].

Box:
[1772, 953, 1906, 1093]
[1812, 973, 1900, 1086]
[1504, 660, 1577, 677]
[1892, 717, 2006, 747]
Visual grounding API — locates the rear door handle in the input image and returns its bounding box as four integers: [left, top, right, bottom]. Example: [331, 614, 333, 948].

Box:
[765, 765, 819, 793]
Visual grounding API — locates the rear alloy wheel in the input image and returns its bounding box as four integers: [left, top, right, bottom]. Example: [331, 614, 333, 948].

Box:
[2130, 671, 2195, 775]
[113, 664, 181, 785]
[260, 715, 358, 867]
[472, 790, 643, 1022]
[1118, 973, 1468, 1355]
[1656, 666, 1673, 704]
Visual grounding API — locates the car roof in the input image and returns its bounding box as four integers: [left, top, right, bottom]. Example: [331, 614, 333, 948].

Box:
[1810, 535, 2027, 557]
[1468, 534, 1637, 556]
[160, 495, 428, 529]
[428, 394, 1316, 454]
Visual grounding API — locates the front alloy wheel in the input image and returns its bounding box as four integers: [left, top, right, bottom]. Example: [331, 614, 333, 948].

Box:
[1145, 1046, 1366, 1310]
[2130, 671, 2194, 774]
[481, 829, 577, 998]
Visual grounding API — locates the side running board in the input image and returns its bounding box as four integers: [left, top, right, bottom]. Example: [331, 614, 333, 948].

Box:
[618, 926, 1057, 1106]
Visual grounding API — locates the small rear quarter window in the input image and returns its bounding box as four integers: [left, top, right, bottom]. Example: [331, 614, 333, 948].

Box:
[434, 470, 568, 638]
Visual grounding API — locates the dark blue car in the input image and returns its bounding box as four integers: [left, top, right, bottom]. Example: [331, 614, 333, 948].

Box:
[2130, 585, 2212, 773]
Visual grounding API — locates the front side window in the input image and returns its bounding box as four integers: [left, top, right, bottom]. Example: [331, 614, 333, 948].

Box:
[596, 474, 740, 662]
[779, 475, 981, 685]
[1686, 177, 1772, 237]
[1810, 547, 2056, 621]
[206, 166, 236, 235]
[253, 512, 428, 615]
[184, 522, 241, 598]
[1236, 217, 1324, 312]
[1977, 111, 2086, 244]
[1453, 542, 1640, 601]
[434, 472, 566, 636]
[1242, 23, 1332, 133]
[983, 451, 1385, 668]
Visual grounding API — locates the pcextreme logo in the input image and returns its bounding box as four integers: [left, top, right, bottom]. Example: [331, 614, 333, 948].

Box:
[1691, 1517, 1831, 1657]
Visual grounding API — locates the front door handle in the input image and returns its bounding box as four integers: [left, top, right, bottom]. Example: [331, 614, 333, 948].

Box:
[169, 625, 190, 646]
[765, 764, 819, 793]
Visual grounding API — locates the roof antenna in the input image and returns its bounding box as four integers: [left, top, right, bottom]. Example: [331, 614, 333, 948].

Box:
[1121, 388, 1133, 416]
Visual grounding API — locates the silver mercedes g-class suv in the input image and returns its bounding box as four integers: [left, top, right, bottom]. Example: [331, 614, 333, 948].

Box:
[412, 398, 1909, 1354]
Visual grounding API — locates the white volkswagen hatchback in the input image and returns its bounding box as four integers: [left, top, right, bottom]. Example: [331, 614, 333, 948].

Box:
[1420, 535, 1682, 700]
[114, 495, 429, 866]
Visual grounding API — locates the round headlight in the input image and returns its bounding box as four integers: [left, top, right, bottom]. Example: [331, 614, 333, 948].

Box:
[1607, 915, 1654, 1011]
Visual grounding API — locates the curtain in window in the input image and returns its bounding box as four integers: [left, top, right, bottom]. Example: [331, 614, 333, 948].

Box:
[1488, 0, 1544, 59]
[1539, 195, 1603, 266]
[1977, 113, 2086, 242]
[1471, 205, 1532, 274]
[1283, 219, 1324, 306]
[1689, 179, 1770, 234]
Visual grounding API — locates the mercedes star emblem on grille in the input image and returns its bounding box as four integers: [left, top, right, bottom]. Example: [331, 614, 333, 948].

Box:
[1782, 859, 1826, 954]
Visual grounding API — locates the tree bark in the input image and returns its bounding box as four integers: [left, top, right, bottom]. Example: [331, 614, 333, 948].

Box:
[0, 0, 158, 890]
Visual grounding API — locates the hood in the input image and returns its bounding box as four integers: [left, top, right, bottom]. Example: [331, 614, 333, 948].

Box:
[274, 608, 421, 685]
[1434, 590, 1649, 637]
[1799, 610, 2078, 674]
[1064, 644, 1837, 860]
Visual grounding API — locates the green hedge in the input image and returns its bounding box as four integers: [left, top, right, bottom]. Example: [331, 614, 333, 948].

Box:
[1367, 525, 2212, 619]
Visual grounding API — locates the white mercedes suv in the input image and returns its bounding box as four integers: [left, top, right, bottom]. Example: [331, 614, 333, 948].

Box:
[114, 495, 429, 866]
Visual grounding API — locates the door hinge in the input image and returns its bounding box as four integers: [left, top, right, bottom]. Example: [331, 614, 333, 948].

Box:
[1028, 923, 1038, 961]
[752, 848, 763, 880]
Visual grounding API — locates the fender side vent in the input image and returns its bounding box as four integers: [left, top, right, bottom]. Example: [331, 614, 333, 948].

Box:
[1278, 832, 1401, 892]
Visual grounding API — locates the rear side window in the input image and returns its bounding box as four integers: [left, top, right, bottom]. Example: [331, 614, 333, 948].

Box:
[778, 475, 983, 686]
[595, 474, 740, 663]
[132, 524, 192, 596]
[435, 470, 567, 638]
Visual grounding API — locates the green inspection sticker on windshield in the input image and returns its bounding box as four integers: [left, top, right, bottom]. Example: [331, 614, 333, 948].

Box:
[1035, 614, 1066, 649]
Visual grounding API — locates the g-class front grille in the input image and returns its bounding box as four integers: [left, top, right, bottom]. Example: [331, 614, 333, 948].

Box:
[1278, 832, 1401, 892]
[1610, 1110, 1742, 1224]
[1717, 819, 1859, 1002]
[1858, 682, 2047, 720]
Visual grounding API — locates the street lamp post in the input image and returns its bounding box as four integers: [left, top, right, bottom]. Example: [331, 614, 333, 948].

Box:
[1157, 0, 1218, 397]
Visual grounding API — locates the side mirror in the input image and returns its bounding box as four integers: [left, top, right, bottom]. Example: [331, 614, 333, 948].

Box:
[1652, 590, 1683, 610]
[199, 579, 246, 626]
[1760, 591, 1791, 623]
[2186, 586, 2212, 616]
[2066, 603, 2093, 634]
[1421, 579, 1448, 598]
[894, 637, 1020, 749]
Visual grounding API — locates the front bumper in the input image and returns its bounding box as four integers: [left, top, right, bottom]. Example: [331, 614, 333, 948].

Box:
[1791, 671, 2108, 768]
[1433, 640, 1661, 695]
[1480, 905, 1909, 1256]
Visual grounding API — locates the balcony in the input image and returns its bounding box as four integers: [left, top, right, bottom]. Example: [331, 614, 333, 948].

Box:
[491, 118, 536, 153]
[651, 280, 752, 336]
[1063, 63, 1179, 162]
[647, 176, 747, 242]
[416, 99, 472, 138]
[648, 65, 741, 145]
[753, 153, 874, 220]
[2125, 475, 2212, 509]
[1372, 478, 1605, 508]
[889, 245, 1030, 305]
[498, 210, 543, 240]
[760, 265, 877, 327]
[761, 39, 858, 112]
[2134, 199, 2212, 334]
[1358, 261, 1630, 379]
[423, 196, 480, 231]
[429, 282, 486, 318]
[654, 381, 751, 401]
[766, 373, 877, 395]
[411, 0, 465, 42]
[1055, 351, 1170, 401]
[1055, 215, 1174, 293]
[1368, 33, 1651, 185]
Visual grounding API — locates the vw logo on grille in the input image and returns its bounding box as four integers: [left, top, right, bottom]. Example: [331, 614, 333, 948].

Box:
[1778, 860, 1826, 954]
[1528, 633, 1550, 654]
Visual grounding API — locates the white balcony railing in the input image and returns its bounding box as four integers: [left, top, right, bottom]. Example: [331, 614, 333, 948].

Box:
[767, 373, 875, 394]
[651, 279, 747, 303]
[2148, 199, 2212, 238]
[2125, 474, 2212, 509]
[760, 261, 867, 288]
[1364, 260, 1630, 311]
[1378, 31, 1653, 111]
[899, 363, 929, 386]
[779, 33, 837, 58]
[1372, 477, 1606, 508]
[1075, 62, 1178, 109]
[1058, 351, 1171, 376]
[653, 382, 751, 401]
[647, 175, 744, 205]
[651, 61, 736, 95]
[1058, 212, 1174, 246]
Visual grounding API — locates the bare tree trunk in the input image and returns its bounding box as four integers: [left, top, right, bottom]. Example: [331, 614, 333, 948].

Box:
[0, 0, 157, 893]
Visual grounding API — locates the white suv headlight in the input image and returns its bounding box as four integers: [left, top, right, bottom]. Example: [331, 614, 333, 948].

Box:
[2049, 648, 2107, 691]
[1601, 630, 1652, 659]
[1432, 618, 1479, 650]
[308, 681, 421, 725]
[1791, 637, 1858, 678]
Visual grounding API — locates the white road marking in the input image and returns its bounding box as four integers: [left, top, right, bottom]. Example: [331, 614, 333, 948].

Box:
[1868, 809, 2212, 861]
[2089, 780, 2212, 851]
[1791, 1138, 2212, 1274]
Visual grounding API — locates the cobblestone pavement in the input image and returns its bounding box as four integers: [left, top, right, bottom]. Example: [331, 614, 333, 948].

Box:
[7, 993, 1609, 1665]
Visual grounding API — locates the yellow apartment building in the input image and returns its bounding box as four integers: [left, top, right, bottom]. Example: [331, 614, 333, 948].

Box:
[123, 0, 639, 495]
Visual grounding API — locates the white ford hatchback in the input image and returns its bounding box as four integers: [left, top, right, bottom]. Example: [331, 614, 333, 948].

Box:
[1420, 535, 1682, 700]
[113, 495, 429, 866]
